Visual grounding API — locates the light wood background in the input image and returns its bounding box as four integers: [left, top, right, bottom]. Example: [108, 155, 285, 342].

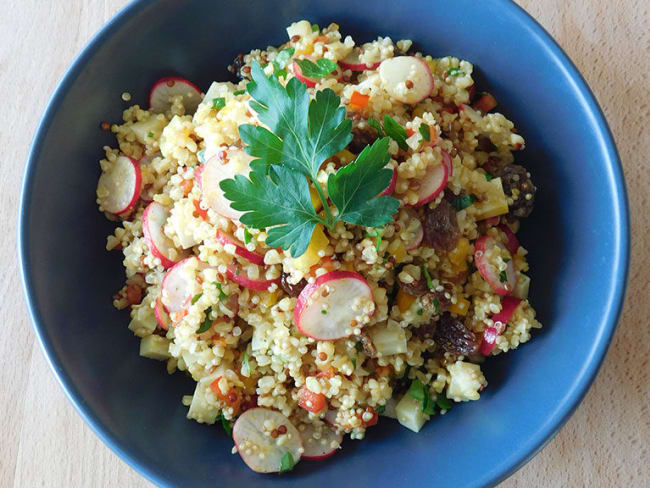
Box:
[1, 1, 648, 486]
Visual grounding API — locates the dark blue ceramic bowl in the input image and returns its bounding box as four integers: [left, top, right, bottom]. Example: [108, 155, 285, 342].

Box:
[19, 0, 629, 486]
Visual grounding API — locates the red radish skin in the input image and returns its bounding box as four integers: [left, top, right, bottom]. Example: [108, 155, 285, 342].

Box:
[292, 60, 342, 88]
[216, 230, 265, 266]
[378, 56, 434, 104]
[193, 164, 204, 188]
[480, 296, 522, 355]
[474, 236, 517, 296]
[294, 271, 375, 341]
[498, 224, 520, 254]
[441, 149, 453, 177]
[409, 155, 450, 207]
[161, 257, 200, 314]
[154, 296, 172, 330]
[97, 155, 142, 215]
[379, 168, 397, 196]
[300, 422, 342, 461]
[226, 265, 280, 291]
[149, 76, 201, 114]
[232, 408, 303, 473]
[338, 49, 380, 71]
[142, 202, 184, 268]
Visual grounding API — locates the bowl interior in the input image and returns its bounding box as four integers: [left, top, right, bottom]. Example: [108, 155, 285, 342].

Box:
[20, 0, 628, 487]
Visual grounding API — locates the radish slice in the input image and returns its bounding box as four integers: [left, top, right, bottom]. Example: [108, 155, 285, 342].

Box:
[441, 149, 453, 177]
[97, 155, 141, 215]
[323, 409, 338, 427]
[409, 158, 449, 207]
[402, 208, 424, 250]
[379, 168, 397, 196]
[498, 224, 520, 254]
[161, 257, 199, 314]
[216, 230, 265, 266]
[474, 236, 517, 296]
[149, 76, 201, 115]
[154, 296, 172, 330]
[294, 271, 375, 341]
[292, 60, 342, 88]
[226, 265, 280, 291]
[200, 149, 253, 222]
[193, 164, 204, 188]
[232, 408, 303, 473]
[480, 296, 522, 355]
[378, 56, 434, 104]
[338, 50, 380, 71]
[143, 202, 185, 268]
[299, 422, 342, 460]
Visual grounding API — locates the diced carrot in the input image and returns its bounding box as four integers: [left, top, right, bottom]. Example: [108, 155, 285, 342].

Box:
[449, 296, 470, 316]
[316, 367, 335, 379]
[406, 128, 415, 137]
[181, 178, 193, 196]
[375, 365, 391, 377]
[298, 386, 327, 413]
[192, 199, 209, 221]
[211, 376, 242, 411]
[314, 35, 329, 43]
[126, 284, 142, 305]
[358, 406, 378, 427]
[472, 93, 497, 113]
[309, 255, 336, 276]
[350, 91, 369, 109]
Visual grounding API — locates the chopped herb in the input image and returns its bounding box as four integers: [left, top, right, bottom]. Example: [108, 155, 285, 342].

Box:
[418, 123, 431, 143]
[274, 47, 294, 70]
[383, 115, 408, 151]
[196, 306, 213, 334]
[436, 392, 452, 411]
[321, 309, 328, 315]
[485, 172, 494, 181]
[213, 282, 228, 300]
[421, 266, 434, 290]
[197, 149, 206, 163]
[451, 194, 477, 211]
[233, 89, 246, 96]
[467, 260, 477, 273]
[416, 308, 423, 316]
[503, 257, 510, 263]
[279, 451, 295, 473]
[191, 293, 203, 305]
[220, 61, 398, 257]
[242, 351, 250, 373]
[218, 414, 232, 436]
[311, 23, 320, 32]
[212, 97, 226, 110]
[365, 227, 383, 252]
[447, 67, 465, 77]
[433, 298, 440, 315]
[355, 342, 363, 352]
[243, 227, 252, 245]
[377, 405, 386, 414]
[294, 58, 337, 78]
[407, 378, 436, 415]
[351, 357, 357, 369]
[368, 116, 384, 137]
[235, 268, 241, 276]
[499, 270, 508, 283]
[147, 131, 154, 138]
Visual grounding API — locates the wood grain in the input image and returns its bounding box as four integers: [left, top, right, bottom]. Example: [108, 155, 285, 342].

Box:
[0, 1, 647, 486]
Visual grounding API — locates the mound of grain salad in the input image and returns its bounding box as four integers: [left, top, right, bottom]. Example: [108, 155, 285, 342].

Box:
[96, 20, 540, 473]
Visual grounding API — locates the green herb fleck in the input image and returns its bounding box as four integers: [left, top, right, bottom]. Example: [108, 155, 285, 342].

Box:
[191, 293, 203, 305]
[436, 392, 452, 411]
[355, 342, 363, 352]
[447, 67, 465, 77]
[383, 115, 408, 151]
[321, 309, 328, 315]
[311, 23, 320, 32]
[280, 451, 295, 473]
[147, 131, 154, 138]
[365, 227, 383, 252]
[213, 282, 228, 300]
[416, 308, 423, 316]
[433, 298, 440, 315]
[197, 149, 206, 163]
[407, 378, 437, 415]
[217, 414, 232, 436]
[368, 116, 384, 137]
[485, 172, 494, 181]
[196, 307, 213, 334]
[503, 257, 510, 263]
[272, 48, 294, 79]
[467, 260, 477, 273]
[418, 123, 431, 143]
[451, 194, 477, 211]
[243, 227, 252, 245]
[377, 405, 386, 414]
[233, 89, 246, 96]
[499, 270, 508, 283]
[212, 97, 226, 110]
[294, 58, 338, 78]
[351, 357, 357, 370]
[421, 266, 434, 290]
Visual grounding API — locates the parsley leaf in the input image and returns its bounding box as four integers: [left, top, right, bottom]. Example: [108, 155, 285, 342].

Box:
[294, 58, 337, 78]
[485, 172, 494, 181]
[311, 23, 320, 32]
[327, 138, 399, 227]
[233, 89, 246, 96]
[452, 194, 477, 211]
[213, 282, 228, 300]
[212, 97, 226, 110]
[196, 307, 213, 334]
[273, 48, 294, 78]
[499, 270, 508, 283]
[421, 266, 434, 290]
[217, 414, 232, 436]
[383, 115, 408, 150]
[368, 116, 384, 137]
[408, 378, 436, 415]
[280, 451, 295, 473]
[377, 405, 386, 414]
[243, 227, 252, 245]
[436, 392, 452, 411]
[418, 123, 430, 142]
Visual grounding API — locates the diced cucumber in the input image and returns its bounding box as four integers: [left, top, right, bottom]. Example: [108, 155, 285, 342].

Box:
[128, 303, 157, 338]
[380, 397, 398, 419]
[139, 335, 171, 361]
[513, 273, 530, 300]
[131, 116, 167, 145]
[187, 372, 222, 424]
[395, 394, 429, 433]
[370, 321, 407, 356]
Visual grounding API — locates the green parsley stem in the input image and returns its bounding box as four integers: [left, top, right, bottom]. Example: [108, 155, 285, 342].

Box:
[311, 181, 336, 230]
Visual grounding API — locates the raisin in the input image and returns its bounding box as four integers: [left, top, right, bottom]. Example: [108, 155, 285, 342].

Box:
[476, 135, 496, 153]
[420, 281, 454, 314]
[411, 321, 436, 340]
[280, 272, 307, 297]
[499, 164, 536, 218]
[399, 277, 428, 297]
[228, 53, 249, 81]
[422, 199, 460, 251]
[348, 124, 378, 154]
[432, 313, 478, 355]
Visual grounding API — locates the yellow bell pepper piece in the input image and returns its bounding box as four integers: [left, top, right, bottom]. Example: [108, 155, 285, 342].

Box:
[309, 184, 323, 212]
[396, 288, 416, 314]
[449, 297, 470, 316]
[292, 224, 329, 271]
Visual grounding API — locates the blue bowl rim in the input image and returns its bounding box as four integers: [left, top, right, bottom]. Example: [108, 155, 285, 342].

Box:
[17, 0, 630, 486]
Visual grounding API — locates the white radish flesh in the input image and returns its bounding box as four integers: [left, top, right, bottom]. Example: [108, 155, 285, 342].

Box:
[161, 257, 199, 315]
[294, 271, 375, 341]
[200, 149, 253, 222]
[379, 56, 434, 104]
[216, 230, 265, 266]
[299, 422, 342, 460]
[142, 202, 185, 268]
[149, 76, 201, 114]
[410, 159, 449, 207]
[96, 155, 141, 215]
[225, 265, 280, 291]
[232, 408, 302, 473]
[338, 50, 380, 71]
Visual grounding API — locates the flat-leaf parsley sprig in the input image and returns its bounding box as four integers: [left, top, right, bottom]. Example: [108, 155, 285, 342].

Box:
[219, 61, 399, 257]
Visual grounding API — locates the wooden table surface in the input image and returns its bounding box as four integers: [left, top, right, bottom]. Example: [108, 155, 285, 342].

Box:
[1, 1, 648, 486]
